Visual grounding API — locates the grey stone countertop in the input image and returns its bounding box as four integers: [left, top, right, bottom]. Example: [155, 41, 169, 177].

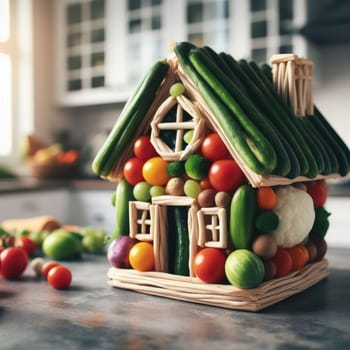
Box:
[0, 247, 349, 350]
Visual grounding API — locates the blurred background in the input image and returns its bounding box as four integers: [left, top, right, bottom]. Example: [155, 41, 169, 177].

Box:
[0, 0, 349, 176]
[0, 0, 349, 246]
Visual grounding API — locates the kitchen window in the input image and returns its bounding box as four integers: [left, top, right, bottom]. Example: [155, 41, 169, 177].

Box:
[0, 0, 33, 166]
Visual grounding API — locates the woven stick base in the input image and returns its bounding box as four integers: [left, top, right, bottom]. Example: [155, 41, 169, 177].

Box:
[108, 259, 329, 312]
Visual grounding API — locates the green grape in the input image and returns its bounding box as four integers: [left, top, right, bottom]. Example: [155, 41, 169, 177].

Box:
[150, 185, 165, 197]
[169, 82, 185, 97]
[133, 181, 152, 202]
[184, 179, 201, 199]
[183, 130, 194, 144]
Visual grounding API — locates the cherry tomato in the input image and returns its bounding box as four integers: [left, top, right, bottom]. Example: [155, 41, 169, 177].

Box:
[193, 248, 227, 283]
[42, 261, 61, 279]
[201, 133, 231, 161]
[306, 180, 328, 208]
[15, 236, 36, 256]
[133, 136, 157, 161]
[209, 159, 246, 192]
[129, 241, 154, 272]
[123, 157, 145, 185]
[256, 187, 277, 210]
[47, 265, 72, 290]
[272, 248, 292, 278]
[285, 245, 308, 271]
[142, 157, 170, 186]
[199, 177, 212, 190]
[0, 247, 29, 279]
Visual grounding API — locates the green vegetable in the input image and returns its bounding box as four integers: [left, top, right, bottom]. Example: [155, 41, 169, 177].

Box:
[42, 230, 83, 260]
[92, 60, 169, 176]
[311, 207, 331, 238]
[167, 206, 189, 276]
[174, 42, 275, 175]
[133, 181, 151, 202]
[209, 50, 292, 177]
[80, 227, 106, 254]
[241, 59, 317, 178]
[184, 154, 210, 180]
[255, 210, 279, 233]
[169, 82, 185, 97]
[167, 161, 185, 177]
[229, 184, 257, 249]
[112, 179, 134, 239]
[225, 249, 265, 289]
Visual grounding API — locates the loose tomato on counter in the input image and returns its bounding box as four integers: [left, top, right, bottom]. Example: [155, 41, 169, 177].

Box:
[47, 265, 72, 290]
[15, 236, 36, 257]
[0, 247, 29, 279]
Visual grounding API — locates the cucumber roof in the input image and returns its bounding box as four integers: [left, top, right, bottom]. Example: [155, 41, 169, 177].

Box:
[93, 42, 350, 187]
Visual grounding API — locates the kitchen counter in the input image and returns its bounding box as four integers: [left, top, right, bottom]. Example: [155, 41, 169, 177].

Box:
[1, 247, 349, 349]
[0, 177, 116, 194]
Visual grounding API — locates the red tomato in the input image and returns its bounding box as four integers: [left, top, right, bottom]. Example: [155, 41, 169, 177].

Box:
[201, 133, 231, 161]
[47, 265, 72, 290]
[193, 248, 227, 283]
[209, 159, 246, 192]
[272, 248, 292, 278]
[0, 247, 29, 279]
[123, 157, 145, 185]
[306, 181, 328, 208]
[133, 136, 157, 161]
[42, 261, 61, 279]
[15, 236, 36, 256]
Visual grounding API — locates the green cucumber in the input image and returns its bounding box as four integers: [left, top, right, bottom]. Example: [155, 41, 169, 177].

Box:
[241, 59, 319, 178]
[167, 206, 189, 276]
[174, 42, 274, 174]
[301, 117, 335, 175]
[311, 107, 349, 176]
[199, 48, 291, 177]
[92, 60, 169, 176]
[111, 178, 134, 239]
[229, 184, 257, 249]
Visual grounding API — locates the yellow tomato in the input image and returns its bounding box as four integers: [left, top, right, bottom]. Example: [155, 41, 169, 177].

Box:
[142, 157, 170, 186]
[129, 242, 155, 272]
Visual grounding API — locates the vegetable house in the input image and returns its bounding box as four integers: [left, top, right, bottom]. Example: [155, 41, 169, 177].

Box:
[93, 42, 350, 311]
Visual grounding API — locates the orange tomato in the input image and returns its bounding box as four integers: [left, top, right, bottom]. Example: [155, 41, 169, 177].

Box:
[256, 187, 277, 210]
[129, 242, 154, 272]
[285, 244, 308, 271]
[142, 157, 170, 186]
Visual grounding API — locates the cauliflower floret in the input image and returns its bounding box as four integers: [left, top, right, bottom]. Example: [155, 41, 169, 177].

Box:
[272, 185, 315, 247]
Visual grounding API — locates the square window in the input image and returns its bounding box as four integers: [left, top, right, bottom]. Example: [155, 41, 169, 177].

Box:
[250, 0, 266, 12]
[251, 21, 267, 38]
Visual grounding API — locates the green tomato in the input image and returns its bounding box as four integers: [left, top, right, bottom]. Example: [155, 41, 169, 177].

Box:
[133, 181, 152, 202]
[42, 229, 83, 260]
[150, 185, 165, 197]
[184, 179, 201, 198]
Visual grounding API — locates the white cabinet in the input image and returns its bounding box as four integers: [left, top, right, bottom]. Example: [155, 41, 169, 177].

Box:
[68, 189, 115, 234]
[0, 190, 70, 223]
[56, 0, 313, 106]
